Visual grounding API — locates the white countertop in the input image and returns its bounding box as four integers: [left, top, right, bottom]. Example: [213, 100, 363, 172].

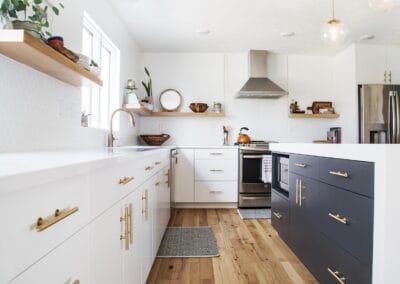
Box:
[270, 143, 400, 284]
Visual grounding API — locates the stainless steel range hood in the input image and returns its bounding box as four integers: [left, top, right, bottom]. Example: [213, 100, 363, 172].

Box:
[237, 50, 288, 98]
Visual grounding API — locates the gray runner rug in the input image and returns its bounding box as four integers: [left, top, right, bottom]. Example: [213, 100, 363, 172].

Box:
[157, 227, 219, 258]
[238, 208, 271, 220]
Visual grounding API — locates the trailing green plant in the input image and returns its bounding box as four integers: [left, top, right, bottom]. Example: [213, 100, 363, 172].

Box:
[0, 0, 64, 37]
[90, 59, 98, 68]
[141, 67, 153, 97]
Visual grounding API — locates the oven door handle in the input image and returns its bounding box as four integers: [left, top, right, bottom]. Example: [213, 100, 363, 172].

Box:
[241, 197, 262, 200]
[243, 155, 267, 159]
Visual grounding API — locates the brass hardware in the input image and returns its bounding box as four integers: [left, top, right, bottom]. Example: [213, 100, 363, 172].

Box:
[129, 204, 133, 244]
[73, 280, 80, 284]
[295, 179, 299, 205]
[295, 163, 307, 168]
[119, 176, 134, 185]
[36, 207, 79, 232]
[299, 179, 303, 207]
[155, 182, 161, 186]
[327, 268, 346, 284]
[385, 71, 388, 84]
[209, 190, 223, 194]
[210, 169, 224, 172]
[273, 212, 283, 219]
[155, 161, 161, 165]
[389, 71, 392, 84]
[329, 171, 349, 178]
[328, 213, 348, 225]
[142, 190, 149, 220]
[120, 207, 130, 250]
[145, 166, 154, 171]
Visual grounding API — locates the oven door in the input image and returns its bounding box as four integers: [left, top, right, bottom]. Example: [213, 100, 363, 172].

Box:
[239, 153, 271, 194]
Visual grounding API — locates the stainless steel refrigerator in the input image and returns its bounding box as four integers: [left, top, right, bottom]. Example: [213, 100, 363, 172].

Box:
[359, 84, 400, 143]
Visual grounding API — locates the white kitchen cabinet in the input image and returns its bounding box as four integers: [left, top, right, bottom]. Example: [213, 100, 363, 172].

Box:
[11, 227, 89, 284]
[195, 181, 238, 202]
[173, 149, 195, 202]
[356, 44, 400, 84]
[195, 159, 238, 181]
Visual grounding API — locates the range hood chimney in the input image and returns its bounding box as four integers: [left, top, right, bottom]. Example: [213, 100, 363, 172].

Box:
[237, 50, 288, 98]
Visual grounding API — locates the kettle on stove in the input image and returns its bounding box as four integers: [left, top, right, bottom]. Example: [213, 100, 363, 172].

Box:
[237, 127, 251, 144]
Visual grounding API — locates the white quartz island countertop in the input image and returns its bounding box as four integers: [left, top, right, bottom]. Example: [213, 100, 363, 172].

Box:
[270, 143, 400, 284]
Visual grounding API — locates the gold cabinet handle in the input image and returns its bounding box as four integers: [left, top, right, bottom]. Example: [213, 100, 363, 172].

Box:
[119, 176, 134, 185]
[328, 213, 348, 225]
[273, 212, 283, 219]
[145, 166, 154, 171]
[295, 179, 299, 205]
[299, 179, 304, 207]
[36, 207, 79, 232]
[155, 182, 161, 186]
[120, 207, 129, 250]
[210, 169, 224, 172]
[295, 163, 307, 168]
[327, 268, 346, 284]
[329, 171, 349, 178]
[209, 190, 223, 194]
[142, 190, 149, 220]
[129, 203, 133, 244]
[155, 161, 161, 165]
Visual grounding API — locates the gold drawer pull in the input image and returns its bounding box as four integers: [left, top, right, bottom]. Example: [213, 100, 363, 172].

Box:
[210, 152, 223, 156]
[273, 212, 283, 219]
[327, 267, 346, 284]
[328, 213, 348, 225]
[142, 190, 149, 220]
[209, 190, 223, 194]
[119, 176, 134, 185]
[155, 161, 161, 165]
[145, 166, 154, 171]
[329, 171, 349, 178]
[155, 182, 161, 186]
[295, 163, 307, 168]
[36, 207, 79, 232]
[129, 204, 133, 244]
[120, 206, 130, 250]
[210, 169, 224, 172]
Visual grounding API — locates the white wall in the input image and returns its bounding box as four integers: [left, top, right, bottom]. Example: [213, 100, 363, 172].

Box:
[0, 0, 141, 152]
[139, 51, 356, 145]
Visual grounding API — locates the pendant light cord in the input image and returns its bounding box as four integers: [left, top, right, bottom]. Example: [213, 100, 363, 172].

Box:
[332, 0, 336, 20]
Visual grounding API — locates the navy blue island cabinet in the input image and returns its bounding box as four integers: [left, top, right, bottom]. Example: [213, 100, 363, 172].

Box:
[271, 153, 374, 284]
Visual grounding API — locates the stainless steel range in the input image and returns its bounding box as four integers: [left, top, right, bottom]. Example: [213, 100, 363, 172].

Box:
[237, 141, 273, 208]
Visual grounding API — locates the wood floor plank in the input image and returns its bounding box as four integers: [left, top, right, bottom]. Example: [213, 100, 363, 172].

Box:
[147, 209, 318, 284]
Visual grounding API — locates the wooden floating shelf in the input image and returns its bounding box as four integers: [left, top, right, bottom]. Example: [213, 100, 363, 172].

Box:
[289, 113, 340, 119]
[0, 30, 103, 88]
[124, 106, 225, 117]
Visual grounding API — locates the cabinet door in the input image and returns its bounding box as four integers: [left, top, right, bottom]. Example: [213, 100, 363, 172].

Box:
[89, 201, 123, 284]
[122, 190, 142, 284]
[174, 149, 195, 202]
[386, 45, 400, 84]
[289, 173, 321, 275]
[356, 44, 387, 84]
[11, 227, 89, 284]
[152, 171, 164, 257]
[162, 166, 171, 229]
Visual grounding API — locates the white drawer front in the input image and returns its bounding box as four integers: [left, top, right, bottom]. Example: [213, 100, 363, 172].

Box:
[195, 160, 238, 181]
[195, 148, 238, 160]
[11, 227, 89, 284]
[195, 181, 238, 202]
[0, 175, 89, 283]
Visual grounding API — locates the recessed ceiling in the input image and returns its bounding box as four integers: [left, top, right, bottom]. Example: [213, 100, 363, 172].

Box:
[110, 0, 400, 55]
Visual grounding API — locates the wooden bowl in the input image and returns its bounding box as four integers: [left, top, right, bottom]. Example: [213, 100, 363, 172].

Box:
[140, 134, 170, 146]
[189, 103, 209, 113]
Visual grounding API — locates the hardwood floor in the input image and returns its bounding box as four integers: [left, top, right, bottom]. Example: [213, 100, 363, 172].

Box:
[147, 209, 317, 284]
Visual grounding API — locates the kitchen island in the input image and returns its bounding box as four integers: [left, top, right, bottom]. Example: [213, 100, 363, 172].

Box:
[270, 143, 400, 284]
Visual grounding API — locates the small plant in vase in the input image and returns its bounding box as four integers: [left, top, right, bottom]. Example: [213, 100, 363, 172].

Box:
[141, 67, 154, 110]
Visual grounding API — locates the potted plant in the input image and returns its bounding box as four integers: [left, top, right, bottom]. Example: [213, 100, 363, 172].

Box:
[141, 67, 153, 103]
[1, 0, 64, 38]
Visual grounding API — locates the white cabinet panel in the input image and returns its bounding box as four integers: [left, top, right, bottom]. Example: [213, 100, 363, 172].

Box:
[195, 160, 238, 181]
[386, 45, 400, 84]
[139, 183, 153, 283]
[173, 149, 195, 202]
[356, 44, 387, 84]
[0, 175, 89, 284]
[195, 181, 238, 203]
[11, 227, 89, 284]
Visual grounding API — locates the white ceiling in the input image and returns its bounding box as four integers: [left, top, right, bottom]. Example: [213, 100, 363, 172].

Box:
[110, 0, 400, 55]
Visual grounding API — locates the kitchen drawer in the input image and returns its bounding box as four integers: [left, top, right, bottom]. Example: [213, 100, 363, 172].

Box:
[289, 154, 319, 179]
[89, 160, 147, 218]
[271, 190, 289, 242]
[195, 160, 238, 181]
[239, 194, 271, 208]
[11, 227, 89, 284]
[195, 181, 238, 202]
[0, 175, 89, 283]
[319, 157, 374, 198]
[320, 183, 373, 270]
[318, 234, 371, 284]
[195, 148, 238, 160]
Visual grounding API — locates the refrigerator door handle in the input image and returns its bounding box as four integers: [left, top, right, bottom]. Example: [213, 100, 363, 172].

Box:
[395, 91, 400, 143]
[388, 92, 393, 143]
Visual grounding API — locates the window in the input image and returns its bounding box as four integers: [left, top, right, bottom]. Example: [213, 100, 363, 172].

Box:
[81, 12, 121, 129]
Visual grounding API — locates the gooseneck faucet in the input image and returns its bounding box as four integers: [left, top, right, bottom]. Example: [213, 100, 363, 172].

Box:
[108, 108, 136, 147]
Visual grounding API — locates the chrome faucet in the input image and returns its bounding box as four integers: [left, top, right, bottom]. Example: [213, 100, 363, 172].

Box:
[108, 108, 136, 147]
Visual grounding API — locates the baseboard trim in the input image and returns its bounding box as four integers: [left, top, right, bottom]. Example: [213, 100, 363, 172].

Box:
[173, 202, 237, 209]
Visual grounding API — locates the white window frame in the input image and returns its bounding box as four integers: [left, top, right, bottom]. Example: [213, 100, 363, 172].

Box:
[81, 11, 121, 130]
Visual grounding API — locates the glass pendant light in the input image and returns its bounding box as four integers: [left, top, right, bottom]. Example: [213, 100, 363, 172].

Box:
[321, 0, 348, 43]
[369, 0, 400, 12]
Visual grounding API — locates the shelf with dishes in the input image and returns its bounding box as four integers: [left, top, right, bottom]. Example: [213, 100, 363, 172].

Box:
[123, 105, 225, 117]
[0, 30, 102, 87]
